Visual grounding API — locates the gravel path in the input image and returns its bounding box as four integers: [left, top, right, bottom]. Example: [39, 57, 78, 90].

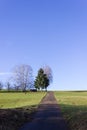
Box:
[19, 92, 68, 130]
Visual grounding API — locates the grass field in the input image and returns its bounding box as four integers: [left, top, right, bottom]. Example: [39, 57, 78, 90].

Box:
[0, 91, 87, 130]
[55, 91, 87, 130]
[0, 91, 46, 130]
[0, 92, 46, 108]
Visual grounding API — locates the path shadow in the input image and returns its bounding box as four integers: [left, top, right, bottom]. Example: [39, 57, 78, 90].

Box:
[0, 103, 86, 130]
[19, 102, 69, 130]
[0, 105, 37, 130]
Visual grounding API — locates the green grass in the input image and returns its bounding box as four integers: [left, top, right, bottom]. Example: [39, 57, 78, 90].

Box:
[0, 91, 47, 130]
[55, 91, 87, 130]
[0, 92, 46, 108]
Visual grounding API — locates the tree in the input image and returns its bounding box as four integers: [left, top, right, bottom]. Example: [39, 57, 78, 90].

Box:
[34, 68, 49, 91]
[43, 65, 53, 84]
[5, 81, 11, 91]
[0, 81, 3, 90]
[13, 84, 20, 91]
[13, 64, 33, 92]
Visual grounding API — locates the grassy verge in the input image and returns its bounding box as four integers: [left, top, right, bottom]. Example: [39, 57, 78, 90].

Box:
[55, 91, 87, 130]
[0, 92, 46, 130]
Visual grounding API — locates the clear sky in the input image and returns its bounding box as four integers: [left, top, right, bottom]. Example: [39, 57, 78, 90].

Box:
[0, 0, 87, 90]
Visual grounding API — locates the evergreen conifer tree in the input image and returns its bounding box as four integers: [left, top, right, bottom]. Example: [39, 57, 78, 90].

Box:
[34, 68, 49, 91]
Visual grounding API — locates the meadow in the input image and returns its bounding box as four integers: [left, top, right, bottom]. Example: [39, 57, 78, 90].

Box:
[0, 91, 46, 130]
[55, 91, 87, 130]
[0, 91, 87, 130]
[0, 91, 46, 108]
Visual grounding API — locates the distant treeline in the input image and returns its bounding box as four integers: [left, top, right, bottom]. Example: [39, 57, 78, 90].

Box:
[0, 64, 53, 92]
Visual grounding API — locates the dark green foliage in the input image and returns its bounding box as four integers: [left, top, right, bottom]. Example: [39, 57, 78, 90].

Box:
[34, 68, 49, 91]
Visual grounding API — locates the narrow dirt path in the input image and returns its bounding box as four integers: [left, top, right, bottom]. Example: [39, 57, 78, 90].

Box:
[19, 92, 68, 130]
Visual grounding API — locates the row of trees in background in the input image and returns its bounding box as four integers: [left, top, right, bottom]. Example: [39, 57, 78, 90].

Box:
[0, 81, 12, 91]
[0, 65, 53, 91]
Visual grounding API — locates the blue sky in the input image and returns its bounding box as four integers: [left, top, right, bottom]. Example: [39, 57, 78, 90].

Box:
[0, 0, 87, 90]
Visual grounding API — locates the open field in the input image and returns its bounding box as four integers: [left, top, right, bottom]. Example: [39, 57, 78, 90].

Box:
[0, 92, 46, 108]
[0, 91, 87, 130]
[55, 91, 87, 130]
[0, 92, 46, 130]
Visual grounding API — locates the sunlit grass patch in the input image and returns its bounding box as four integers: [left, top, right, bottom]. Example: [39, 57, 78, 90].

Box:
[0, 92, 46, 108]
[0, 91, 47, 130]
[55, 91, 87, 130]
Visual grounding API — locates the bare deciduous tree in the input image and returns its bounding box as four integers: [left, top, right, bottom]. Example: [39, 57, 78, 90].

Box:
[42, 65, 53, 84]
[5, 81, 12, 91]
[0, 81, 3, 90]
[13, 64, 33, 91]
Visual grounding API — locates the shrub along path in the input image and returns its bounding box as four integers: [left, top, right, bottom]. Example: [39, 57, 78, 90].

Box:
[19, 92, 68, 130]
